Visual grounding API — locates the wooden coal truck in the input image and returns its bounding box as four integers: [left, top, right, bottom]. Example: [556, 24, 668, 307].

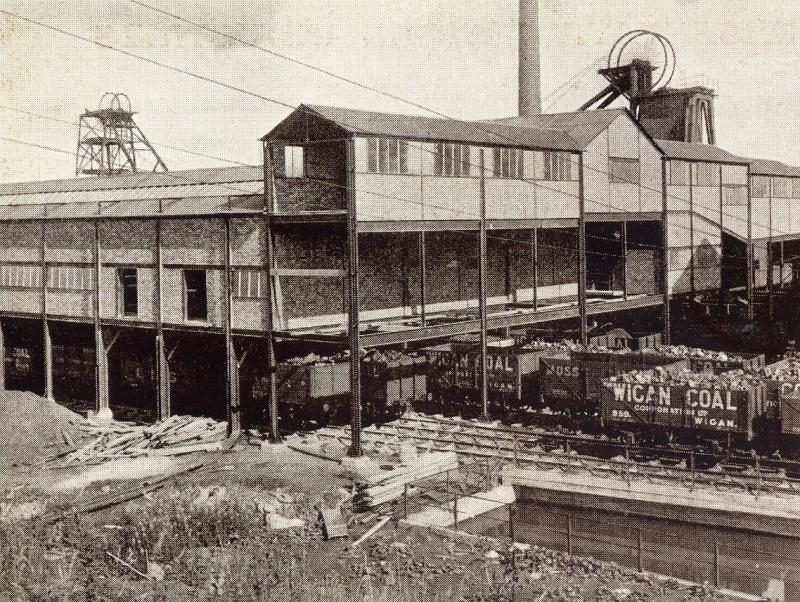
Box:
[539, 345, 765, 416]
[257, 350, 427, 428]
[421, 336, 570, 414]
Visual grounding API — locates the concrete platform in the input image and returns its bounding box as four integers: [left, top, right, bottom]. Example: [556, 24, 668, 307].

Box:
[502, 466, 800, 538]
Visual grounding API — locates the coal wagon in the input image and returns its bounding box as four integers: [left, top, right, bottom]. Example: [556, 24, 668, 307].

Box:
[600, 370, 768, 441]
[422, 338, 567, 413]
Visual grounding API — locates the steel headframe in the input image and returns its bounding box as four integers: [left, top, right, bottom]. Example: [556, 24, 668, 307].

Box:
[75, 93, 167, 176]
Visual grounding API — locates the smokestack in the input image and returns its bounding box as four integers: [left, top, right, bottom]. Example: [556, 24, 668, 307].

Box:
[519, 0, 542, 115]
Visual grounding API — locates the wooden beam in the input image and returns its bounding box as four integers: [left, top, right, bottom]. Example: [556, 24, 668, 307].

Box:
[746, 164, 754, 321]
[621, 221, 628, 300]
[578, 153, 588, 345]
[224, 217, 241, 436]
[94, 219, 111, 420]
[41, 221, 53, 400]
[155, 217, 171, 421]
[478, 149, 489, 420]
[661, 157, 671, 345]
[418, 231, 427, 327]
[346, 138, 362, 457]
[532, 228, 538, 310]
[0, 318, 5, 391]
[264, 142, 280, 443]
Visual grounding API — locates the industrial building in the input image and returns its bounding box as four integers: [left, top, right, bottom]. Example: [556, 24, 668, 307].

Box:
[1, 3, 800, 451]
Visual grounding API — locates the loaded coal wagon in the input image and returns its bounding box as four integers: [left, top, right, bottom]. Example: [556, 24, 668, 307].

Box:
[257, 349, 426, 429]
[600, 367, 769, 442]
[422, 336, 568, 414]
[538, 347, 685, 415]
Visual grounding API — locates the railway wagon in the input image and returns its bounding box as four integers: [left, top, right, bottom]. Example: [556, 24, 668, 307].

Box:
[600, 374, 768, 441]
[781, 391, 800, 436]
[267, 351, 426, 427]
[422, 340, 567, 412]
[539, 350, 688, 412]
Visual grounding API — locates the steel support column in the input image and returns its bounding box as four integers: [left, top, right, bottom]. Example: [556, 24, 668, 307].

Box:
[532, 227, 538, 310]
[746, 165, 754, 321]
[689, 162, 695, 295]
[0, 318, 5, 391]
[263, 142, 280, 442]
[478, 150, 489, 420]
[418, 231, 427, 327]
[93, 219, 111, 420]
[661, 157, 671, 344]
[224, 218, 241, 436]
[768, 189, 774, 318]
[41, 222, 53, 400]
[154, 217, 171, 420]
[578, 153, 588, 345]
[621, 221, 628, 299]
[346, 138, 362, 457]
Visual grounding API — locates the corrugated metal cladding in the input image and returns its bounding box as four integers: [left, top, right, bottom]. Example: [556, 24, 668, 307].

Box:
[0, 165, 262, 197]
[656, 139, 748, 165]
[486, 108, 627, 149]
[289, 104, 582, 151]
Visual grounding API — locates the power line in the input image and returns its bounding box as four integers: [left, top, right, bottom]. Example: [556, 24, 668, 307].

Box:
[0, 104, 251, 167]
[116, 0, 782, 239]
[0, 9, 780, 252]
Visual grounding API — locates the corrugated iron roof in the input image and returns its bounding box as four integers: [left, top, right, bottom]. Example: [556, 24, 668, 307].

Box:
[485, 108, 627, 149]
[748, 159, 800, 177]
[0, 165, 262, 198]
[296, 104, 582, 151]
[656, 139, 748, 165]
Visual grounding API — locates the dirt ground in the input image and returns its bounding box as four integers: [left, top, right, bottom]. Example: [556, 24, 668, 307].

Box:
[0, 391, 751, 602]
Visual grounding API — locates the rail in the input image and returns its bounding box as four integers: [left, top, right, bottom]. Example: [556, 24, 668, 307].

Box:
[311, 415, 800, 497]
[395, 461, 800, 599]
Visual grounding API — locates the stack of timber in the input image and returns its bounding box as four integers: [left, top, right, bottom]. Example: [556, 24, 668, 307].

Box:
[352, 451, 458, 510]
[44, 415, 233, 467]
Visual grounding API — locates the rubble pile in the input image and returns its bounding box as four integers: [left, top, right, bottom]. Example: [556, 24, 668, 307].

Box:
[642, 344, 745, 362]
[45, 414, 232, 468]
[755, 358, 800, 381]
[606, 366, 752, 390]
[520, 340, 574, 352]
[283, 350, 349, 365]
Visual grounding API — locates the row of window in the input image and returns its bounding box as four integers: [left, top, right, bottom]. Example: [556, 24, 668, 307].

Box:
[363, 137, 579, 181]
[751, 176, 800, 199]
[668, 160, 749, 187]
[0, 265, 92, 291]
[0, 266, 270, 322]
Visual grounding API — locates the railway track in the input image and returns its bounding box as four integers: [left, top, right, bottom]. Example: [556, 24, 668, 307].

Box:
[306, 413, 800, 493]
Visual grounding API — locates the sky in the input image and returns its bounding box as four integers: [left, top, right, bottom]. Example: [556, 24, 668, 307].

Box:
[1, 0, 799, 183]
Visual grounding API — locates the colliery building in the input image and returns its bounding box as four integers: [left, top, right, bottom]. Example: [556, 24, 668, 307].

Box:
[0, 98, 799, 435]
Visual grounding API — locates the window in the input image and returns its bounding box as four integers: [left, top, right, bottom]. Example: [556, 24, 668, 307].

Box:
[669, 160, 690, 186]
[493, 147, 524, 179]
[434, 143, 471, 176]
[234, 269, 268, 299]
[694, 163, 720, 187]
[751, 175, 770, 198]
[542, 151, 574, 181]
[118, 268, 138, 317]
[773, 177, 791, 198]
[0, 264, 42, 289]
[48, 265, 92, 291]
[284, 146, 304, 178]
[184, 269, 208, 321]
[366, 138, 410, 174]
[609, 157, 640, 185]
